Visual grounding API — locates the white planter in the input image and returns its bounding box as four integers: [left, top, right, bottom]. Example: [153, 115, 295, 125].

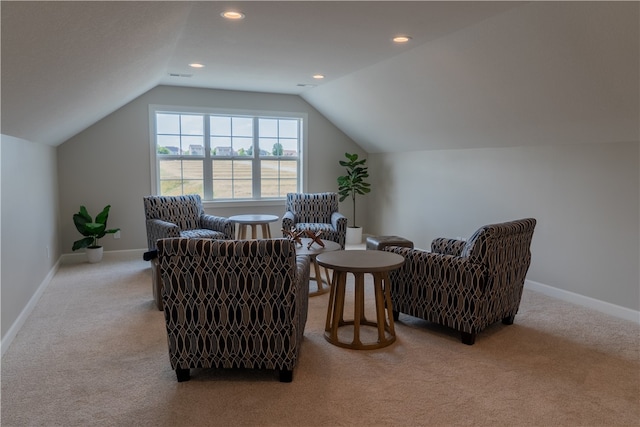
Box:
[86, 246, 104, 263]
[345, 227, 363, 245]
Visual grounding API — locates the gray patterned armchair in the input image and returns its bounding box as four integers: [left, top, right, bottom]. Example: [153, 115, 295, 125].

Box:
[157, 238, 310, 382]
[143, 195, 235, 310]
[384, 218, 536, 345]
[282, 192, 347, 248]
[143, 195, 234, 251]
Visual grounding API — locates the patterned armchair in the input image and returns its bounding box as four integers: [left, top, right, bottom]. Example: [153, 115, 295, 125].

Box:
[282, 192, 347, 248]
[157, 238, 310, 382]
[384, 218, 536, 345]
[143, 195, 234, 251]
[143, 195, 235, 310]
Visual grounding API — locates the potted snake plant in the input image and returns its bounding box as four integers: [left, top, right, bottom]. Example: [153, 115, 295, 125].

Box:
[337, 152, 371, 244]
[72, 205, 120, 263]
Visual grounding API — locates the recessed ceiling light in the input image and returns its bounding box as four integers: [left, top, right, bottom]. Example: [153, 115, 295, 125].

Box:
[189, 63, 205, 68]
[312, 74, 325, 80]
[221, 11, 245, 20]
[393, 35, 412, 43]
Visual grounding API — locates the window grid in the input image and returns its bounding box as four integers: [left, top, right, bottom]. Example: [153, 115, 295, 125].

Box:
[154, 111, 302, 201]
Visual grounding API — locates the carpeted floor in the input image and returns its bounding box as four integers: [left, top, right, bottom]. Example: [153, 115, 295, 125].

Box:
[1, 251, 639, 426]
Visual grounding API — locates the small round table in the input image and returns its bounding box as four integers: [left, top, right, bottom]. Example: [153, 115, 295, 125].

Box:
[229, 214, 279, 239]
[294, 238, 341, 296]
[317, 250, 405, 350]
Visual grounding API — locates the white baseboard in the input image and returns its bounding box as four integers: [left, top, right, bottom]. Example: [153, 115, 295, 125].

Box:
[1, 258, 61, 356]
[2, 249, 147, 356]
[60, 248, 146, 264]
[525, 279, 640, 324]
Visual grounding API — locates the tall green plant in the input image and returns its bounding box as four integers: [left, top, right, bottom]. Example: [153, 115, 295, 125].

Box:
[337, 152, 371, 228]
[72, 205, 120, 251]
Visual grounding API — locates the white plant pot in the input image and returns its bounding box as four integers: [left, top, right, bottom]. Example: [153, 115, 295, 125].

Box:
[345, 227, 363, 245]
[86, 246, 104, 263]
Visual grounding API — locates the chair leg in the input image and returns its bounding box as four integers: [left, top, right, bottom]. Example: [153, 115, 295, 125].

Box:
[392, 310, 400, 321]
[279, 369, 293, 383]
[502, 315, 515, 325]
[461, 331, 476, 345]
[176, 368, 190, 382]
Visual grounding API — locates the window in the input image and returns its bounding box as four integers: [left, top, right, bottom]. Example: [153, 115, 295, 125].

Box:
[151, 107, 305, 202]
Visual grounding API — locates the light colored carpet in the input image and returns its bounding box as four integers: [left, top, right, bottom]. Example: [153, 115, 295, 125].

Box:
[1, 251, 639, 426]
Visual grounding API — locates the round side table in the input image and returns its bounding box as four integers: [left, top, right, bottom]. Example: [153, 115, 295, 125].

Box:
[229, 214, 279, 239]
[294, 238, 341, 296]
[316, 250, 405, 350]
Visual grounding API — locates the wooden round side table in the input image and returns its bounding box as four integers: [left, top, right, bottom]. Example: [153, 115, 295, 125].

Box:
[294, 238, 341, 296]
[229, 214, 279, 239]
[316, 250, 405, 350]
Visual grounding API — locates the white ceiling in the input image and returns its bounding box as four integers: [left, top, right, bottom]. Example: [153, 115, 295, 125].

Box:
[1, 1, 638, 151]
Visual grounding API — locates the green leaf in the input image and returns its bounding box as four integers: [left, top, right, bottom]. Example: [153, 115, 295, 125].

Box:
[72, 237, 95, 251]
[95, 205, 111, 226]
[78, 206, 92, 222]
[345, 153, 358, 162]
[84, 222, 106, 234]
[73, 213, 91, 236]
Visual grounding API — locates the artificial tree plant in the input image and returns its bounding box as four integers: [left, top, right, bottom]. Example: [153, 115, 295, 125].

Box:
[337, 152, 371, 229]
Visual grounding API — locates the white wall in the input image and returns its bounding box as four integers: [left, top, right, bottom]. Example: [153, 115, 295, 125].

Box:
[1, 135, 60, 341]
[368, 141, 639, 312]
[57, 86, 365, 254]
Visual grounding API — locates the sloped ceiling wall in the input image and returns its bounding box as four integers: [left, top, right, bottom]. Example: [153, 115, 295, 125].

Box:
[1, 1, 193, 146]
[1, 1, 638, 151]
[302, 1, 639, 152]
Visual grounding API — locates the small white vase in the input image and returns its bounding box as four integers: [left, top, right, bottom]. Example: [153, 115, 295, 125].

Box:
[86, 246, 104, 263]
[345, 227, 363, 245]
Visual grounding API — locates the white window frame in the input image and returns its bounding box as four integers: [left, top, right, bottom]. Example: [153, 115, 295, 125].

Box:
[149, 105, 308, 208]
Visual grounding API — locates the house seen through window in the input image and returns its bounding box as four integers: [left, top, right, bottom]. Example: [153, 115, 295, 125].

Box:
[152, 108, 303, 201]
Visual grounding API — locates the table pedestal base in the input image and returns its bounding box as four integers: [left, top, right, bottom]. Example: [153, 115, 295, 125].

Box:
[309, 257, 332, 296]
[237, 223, 272, 239]
[324, 270, 396, 350]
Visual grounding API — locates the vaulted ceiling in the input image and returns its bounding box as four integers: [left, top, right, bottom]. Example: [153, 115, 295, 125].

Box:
[2, 1, 638, 152]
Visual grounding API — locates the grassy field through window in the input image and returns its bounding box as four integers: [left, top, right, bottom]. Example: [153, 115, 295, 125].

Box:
[159, 159, 297, 199]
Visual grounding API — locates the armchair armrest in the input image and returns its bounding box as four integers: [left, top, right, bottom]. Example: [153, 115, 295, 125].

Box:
[384, 246, 487, 294]
[431, 237, 466, 256]
[331, 211, 347, 229]
[146, 219, 180, 250]
[295, 254, 311, 284]
[200, 214, 235, 239]
[282, 211, 296, 232]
